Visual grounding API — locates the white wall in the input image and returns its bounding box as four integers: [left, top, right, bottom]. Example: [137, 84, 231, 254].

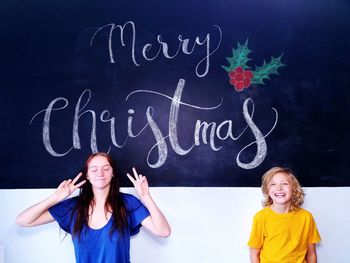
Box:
[1, 187, 349, 263]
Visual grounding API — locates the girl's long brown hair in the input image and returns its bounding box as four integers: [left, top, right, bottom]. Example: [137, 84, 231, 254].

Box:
[72, 152, 128, 239]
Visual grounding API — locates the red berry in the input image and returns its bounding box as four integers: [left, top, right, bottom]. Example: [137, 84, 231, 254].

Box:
[235, 66, 243, 74]
[235, 81, 244, 91]
[230, 78, 236, 86]
[244, 70, 253, 79]
[235, 73, 243, 81]
[243, 78, 251, 88]
[229, 70, 236, 78]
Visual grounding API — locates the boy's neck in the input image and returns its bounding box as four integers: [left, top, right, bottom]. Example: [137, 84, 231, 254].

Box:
[270, 203, 291, 214]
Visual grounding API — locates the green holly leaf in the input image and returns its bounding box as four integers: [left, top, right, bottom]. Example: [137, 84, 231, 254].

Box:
[251, 55, 285, 85]
[222, 39, 252, 72]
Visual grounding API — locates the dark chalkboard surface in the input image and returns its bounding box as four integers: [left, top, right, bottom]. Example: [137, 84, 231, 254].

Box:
[1, 0, 349, 188]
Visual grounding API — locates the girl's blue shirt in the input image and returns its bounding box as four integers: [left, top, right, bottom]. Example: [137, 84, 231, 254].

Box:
[48, 193, 150, 263]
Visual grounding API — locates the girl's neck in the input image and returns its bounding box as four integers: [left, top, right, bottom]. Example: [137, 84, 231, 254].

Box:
[92, 186, 110, 206]
[270, 202, 291, 214]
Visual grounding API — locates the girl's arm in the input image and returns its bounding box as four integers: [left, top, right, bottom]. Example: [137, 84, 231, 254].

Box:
[16, 173, 86, 227]
[250, 248, 260, 263]
[306, 243, 317, 263]
[127, 168, 171, 237]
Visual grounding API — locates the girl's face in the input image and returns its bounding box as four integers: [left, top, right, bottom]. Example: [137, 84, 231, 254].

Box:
[86, 155, 114, 190]
[268, 172, 292, 207]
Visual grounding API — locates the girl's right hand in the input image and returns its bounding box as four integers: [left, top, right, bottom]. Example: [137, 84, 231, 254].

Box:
[16, 173, 86, 227]
[52, 173, 86, 201]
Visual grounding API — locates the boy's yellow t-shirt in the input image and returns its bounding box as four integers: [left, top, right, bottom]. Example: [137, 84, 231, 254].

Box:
[248, 207, 321, 263]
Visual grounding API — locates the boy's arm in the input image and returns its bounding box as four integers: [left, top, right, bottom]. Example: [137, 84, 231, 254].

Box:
[306, 243, 317, 263]
[250, 248, 260, 263]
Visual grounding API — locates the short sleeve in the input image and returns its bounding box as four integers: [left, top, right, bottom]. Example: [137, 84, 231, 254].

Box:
[122, 193, 150, 236]
[48, 197, 77, 233]
[307, 214, 321, 244]
[248, 213, 264, 248]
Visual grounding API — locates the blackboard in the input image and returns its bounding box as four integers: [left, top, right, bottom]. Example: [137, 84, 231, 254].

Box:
[1, 0, 349, 188]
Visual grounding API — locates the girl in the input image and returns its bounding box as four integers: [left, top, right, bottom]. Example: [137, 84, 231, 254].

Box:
[248, 167, 321, 263]
[16, 152, 171, 263]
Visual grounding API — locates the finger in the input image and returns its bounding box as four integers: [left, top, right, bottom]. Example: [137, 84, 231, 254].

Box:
[132, 167, 139, 178]
[138, 175, 144, 183]
[57, 180, 67, 188]
[126, 173, 136, 184]
[142, 176, 148, 185]
[74, 180, 86, 189]
[63, 180, 70, 189]
[72, 172, 82, 184]
[60, 181, 69, 191]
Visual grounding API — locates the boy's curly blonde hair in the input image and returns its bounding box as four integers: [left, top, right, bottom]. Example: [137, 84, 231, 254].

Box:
[261, 167, 305, 212]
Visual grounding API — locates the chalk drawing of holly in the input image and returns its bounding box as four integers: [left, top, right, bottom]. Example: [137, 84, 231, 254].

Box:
[222, 39, 285, 92]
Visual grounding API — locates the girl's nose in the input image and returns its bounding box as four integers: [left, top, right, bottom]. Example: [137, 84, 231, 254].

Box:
[96, 168, 104, 177]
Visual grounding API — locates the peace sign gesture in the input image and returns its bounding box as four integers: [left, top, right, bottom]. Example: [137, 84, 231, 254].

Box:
[53, 173, 86, 202]
[127, 167, 150, 200]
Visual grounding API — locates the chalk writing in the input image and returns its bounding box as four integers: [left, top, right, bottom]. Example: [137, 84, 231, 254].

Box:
[90, 21, 222, 78]
[31, 79, 278, 169]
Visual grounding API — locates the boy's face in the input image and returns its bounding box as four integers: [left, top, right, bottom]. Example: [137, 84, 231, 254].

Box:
[268, 172, 292, 207]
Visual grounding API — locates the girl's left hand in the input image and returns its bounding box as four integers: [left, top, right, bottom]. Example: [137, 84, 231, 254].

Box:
[127, 167, 150, 199]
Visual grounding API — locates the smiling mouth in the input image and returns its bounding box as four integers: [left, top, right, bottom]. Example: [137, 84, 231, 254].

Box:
[274, 193, 286, 197]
